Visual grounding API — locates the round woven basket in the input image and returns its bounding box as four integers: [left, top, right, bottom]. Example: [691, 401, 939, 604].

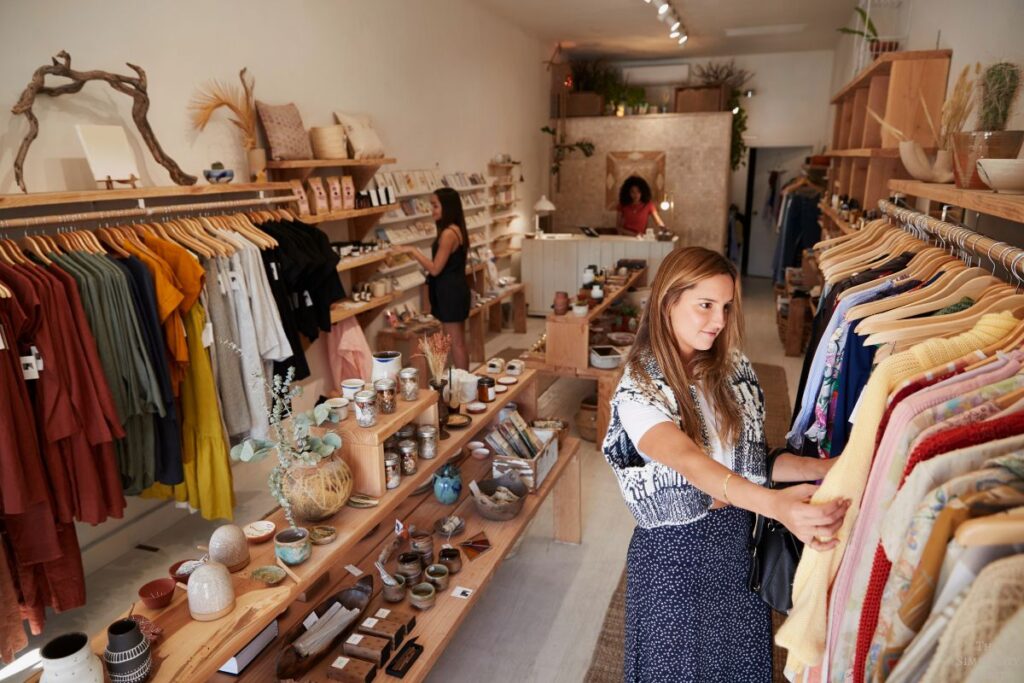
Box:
[282, 454, 353, 522]
[310, 125, 349, 160]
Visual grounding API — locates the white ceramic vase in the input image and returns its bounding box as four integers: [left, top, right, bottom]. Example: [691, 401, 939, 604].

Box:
[187, 561, 236, 621]
[370, 351, 402, 383]
[40, 633, 104, 683]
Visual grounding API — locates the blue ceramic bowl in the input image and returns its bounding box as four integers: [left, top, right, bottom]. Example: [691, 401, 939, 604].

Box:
[204, 168, 235, 184]
[274, 528, 311, 566]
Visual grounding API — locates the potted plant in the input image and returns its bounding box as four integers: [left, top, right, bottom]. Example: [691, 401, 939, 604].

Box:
[836, 8, 899, 59]
[625, 86, 647, 115]
[564, 59, 609, 117]
[229, 367, 352, 528]
[951, 61, 1022, 189]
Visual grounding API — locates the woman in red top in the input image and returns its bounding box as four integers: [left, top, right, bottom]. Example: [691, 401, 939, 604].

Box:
[616, 175, 665, 236]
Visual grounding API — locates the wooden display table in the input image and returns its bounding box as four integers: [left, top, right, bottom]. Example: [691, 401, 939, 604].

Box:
[40, 369, 580, 683]
[466, 283, 527, 362]
[523, 350, 621, 445]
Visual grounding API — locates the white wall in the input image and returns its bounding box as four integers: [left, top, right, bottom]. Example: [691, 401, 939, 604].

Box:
[830, 0, 1024, 131]
[0, 0, 549, 570]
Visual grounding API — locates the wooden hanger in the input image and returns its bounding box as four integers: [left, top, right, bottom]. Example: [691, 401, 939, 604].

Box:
[17, 235, 52, 265]
[853, 268, 995, 332]
[869, 296, 1024, 347]
[821, 225, 914, 277]
[160, 218, 213, 258]
[817, 219, 892, 265]
[954, 505, 1024, 547]
[96, 228, 131, 257]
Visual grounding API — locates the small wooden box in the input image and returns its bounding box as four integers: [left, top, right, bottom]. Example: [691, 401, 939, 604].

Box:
[357, 615, 404, 648]
[371, 607, 416, 634]
[327, 654, 377, 683]
[492, 430, 558, 492]
[343, 632, 392, 667]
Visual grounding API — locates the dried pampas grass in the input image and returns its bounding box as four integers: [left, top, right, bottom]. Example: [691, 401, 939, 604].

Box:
[940, 63, 978, 149]
[418, 331, 452, 381]
[189, 67, 258, 150]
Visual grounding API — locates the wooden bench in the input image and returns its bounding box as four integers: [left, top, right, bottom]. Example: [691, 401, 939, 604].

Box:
[35, 369, 581, 683]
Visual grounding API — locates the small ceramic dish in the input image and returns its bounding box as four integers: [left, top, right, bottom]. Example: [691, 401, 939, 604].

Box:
[607, 331, 636, 346]
[169, 558, 202, 584]
[138, 577, 176, 610]
[409, 582, 436, 610]
[434, 515, 465, 537]
[466, 402, 487, 414]
[465, 440, 485, 455]
[310, 525, 337, 545]
[446, 413, 472, 429]
[411, 481, 433, 496]
[471, 448, 490, 460]
[495, 384, 508, 394]
[250, 565, 287, 586]
[243, 520, 276, 544]
[497, 376, 518, 386]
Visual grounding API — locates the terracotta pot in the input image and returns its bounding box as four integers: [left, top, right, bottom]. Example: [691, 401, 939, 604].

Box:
[553, 291, 570, 315]
[281, 454, 353, 522]
[951, 131, 1024, 189]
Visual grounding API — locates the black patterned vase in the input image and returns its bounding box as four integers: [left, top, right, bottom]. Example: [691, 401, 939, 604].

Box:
[103, 618, 152, 683]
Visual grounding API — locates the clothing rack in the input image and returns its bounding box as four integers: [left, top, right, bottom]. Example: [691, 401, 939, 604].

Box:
[878, 198, 1024, 278]
[0, 194, 298, 230]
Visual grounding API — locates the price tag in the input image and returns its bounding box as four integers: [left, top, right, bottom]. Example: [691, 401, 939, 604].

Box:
[451, 586, 474, 600]
[30, 345, 43, 371]
[201, 322, 214, 348]
[20, 355, 39, 380]
[331, 657, 351, 670]
[302, 612, 320, 630]
[346, 633, 363, 645]
[361, 617, 379, 628]
[344, 564, 363, 577]
[229, 272, 242, 291]
[270, 262, 280, 281]
[303, 291, 314, 307]
[374, 608, 392, 619]
[217, 273, 228, 295]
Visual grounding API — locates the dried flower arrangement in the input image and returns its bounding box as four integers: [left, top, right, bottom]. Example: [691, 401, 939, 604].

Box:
[418, 330, 452, 382]
[940, 64, 978, 148]
[189, 67, 258, 150]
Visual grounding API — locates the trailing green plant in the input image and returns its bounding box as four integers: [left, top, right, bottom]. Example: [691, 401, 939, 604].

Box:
[978, 62, 1021, 131]
[228, 365, 342, 528]
[836, 7, 878, 40]
[542, 125, 596, 179]
[728, 91, 749, 170]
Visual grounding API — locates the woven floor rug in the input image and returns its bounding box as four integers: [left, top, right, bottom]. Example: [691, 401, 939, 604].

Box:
[583, 362, 791, 683]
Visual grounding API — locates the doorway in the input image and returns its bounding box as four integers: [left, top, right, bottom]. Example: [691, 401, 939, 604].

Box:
[744, 146, 813, 278]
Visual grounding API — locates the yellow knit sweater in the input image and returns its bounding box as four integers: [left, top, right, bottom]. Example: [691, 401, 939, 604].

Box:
[776, 312, 1018, 675]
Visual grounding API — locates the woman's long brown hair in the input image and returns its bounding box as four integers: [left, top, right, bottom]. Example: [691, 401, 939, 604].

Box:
[625, 246, 744, 445]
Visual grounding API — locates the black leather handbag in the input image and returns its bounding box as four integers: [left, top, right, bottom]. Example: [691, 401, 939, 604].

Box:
[748, 447, 803, 614]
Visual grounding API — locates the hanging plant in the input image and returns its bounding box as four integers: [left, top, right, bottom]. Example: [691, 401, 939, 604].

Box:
[694, 60, 753, 171]
[542, 125, 596, 182]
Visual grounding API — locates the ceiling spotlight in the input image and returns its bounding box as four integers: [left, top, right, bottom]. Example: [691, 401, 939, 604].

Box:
[678, 34, 688, 45]
[658, 3, 670, 15]
[670, 20, 681, 31]
[670, 30, 680, 38]
[731, 106, 740, 115]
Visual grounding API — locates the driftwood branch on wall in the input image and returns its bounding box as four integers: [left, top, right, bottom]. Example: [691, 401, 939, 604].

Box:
[10, 50, 197, 193]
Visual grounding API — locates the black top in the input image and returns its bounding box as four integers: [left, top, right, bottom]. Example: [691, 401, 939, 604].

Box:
[427, 225, 471, 323]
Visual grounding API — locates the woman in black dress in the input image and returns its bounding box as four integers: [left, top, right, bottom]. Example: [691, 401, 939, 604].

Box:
[395, 187, 471, 368]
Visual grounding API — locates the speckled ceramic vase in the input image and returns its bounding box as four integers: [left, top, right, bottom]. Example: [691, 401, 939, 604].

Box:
[39, 632, 103, 683]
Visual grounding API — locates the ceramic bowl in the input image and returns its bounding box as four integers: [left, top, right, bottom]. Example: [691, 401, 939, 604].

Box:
[439, 547, 462, 575]
[466, 401, 487, 414]
[497, 376, 517, 386]
[324, 397, 349, 421]
[203, 168, 234, 184]
[382, 573, 407, 603]
[977, 158, 1024, 194]
[243, 520, 276, 544]
[169, 558, 201, 585]
[472, 475, 529, 522]
[425, 564, 449, 590]
[187, 562, 235, 621]
[589, 345, 623, 370]
[465, 440, 485, 456]
[138, 577, 176, 610]
[208, 524, 250, 572]
[250, 565, 287, 586]
[409, 582, 436, 610]
[495, 384, 508, 394]
[472, 448, 490, 460]
[310, 525, 337, 545]
[341, 379, 365, 399]
[274, 528, 312, 566]
[607, 331, 636, 346]
[572, 303, 589, 317]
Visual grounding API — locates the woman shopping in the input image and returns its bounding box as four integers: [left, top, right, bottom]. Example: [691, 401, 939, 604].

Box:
[603, 246, 849, 682]
[395, 187, 471, 369]
[616, 175, 665, 236]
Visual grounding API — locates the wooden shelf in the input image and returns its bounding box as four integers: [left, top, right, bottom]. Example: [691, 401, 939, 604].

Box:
[301, 205, 392, 225]
[379, 211, 431, 225]
[488, 161, 517, 167]
[468, 283, 525, 318]
[546, 268, 645, 325]
[395, 189, 434, 200]
[65, 371, 544, 683]
[336, 249, 395, 273]
[0, 182, 294, 211]
[824, 147, 901, 158]
[831, 50, 953, 103]
[266, 158, 396, 170]
[455, 184, 489, 193]
[818, 202, 854, 234]
[888, 179, 1024, 224]
[330, 293, 398, 323]
[493, 247, 521, 259]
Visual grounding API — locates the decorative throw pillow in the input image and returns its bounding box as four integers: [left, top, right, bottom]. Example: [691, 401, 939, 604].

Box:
[256, 101, 313, 160]
[333, 111, 386, 159]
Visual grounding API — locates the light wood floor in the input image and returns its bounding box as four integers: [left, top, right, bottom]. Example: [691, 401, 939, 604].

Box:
[2, 277, 798, 683]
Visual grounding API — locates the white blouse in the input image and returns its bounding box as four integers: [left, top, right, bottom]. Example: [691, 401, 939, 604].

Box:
[619, 388, 728, 466]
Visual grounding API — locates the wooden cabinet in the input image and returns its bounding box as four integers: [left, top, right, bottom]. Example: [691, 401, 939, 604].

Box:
[674, 84, 729, 113]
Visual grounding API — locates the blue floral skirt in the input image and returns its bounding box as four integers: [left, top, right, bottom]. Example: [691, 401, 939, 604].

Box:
[624, 507, 772, 682]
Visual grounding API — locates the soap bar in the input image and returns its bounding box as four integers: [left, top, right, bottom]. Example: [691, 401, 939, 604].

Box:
[343, 632, 392, 667]
[358, 616, 404, 648]
[327, 655, 377, 683]
[373, 607, 417, 635]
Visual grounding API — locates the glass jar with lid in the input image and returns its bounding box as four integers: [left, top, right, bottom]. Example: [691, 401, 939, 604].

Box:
[384, 451, 401, 489]
[417, 425, 438, 460]
[398, 439, 418, 476]
[374, 378, 397, 414]
[398, 367, 419, 401]
[354, 390, 377, 428]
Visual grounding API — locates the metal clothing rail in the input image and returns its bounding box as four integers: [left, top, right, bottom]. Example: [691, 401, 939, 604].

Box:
[879, 199, 1024, 276]
[0, 194, 298, 230]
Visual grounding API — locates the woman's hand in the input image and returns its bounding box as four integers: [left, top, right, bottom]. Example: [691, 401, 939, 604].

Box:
[391, 245, 414, 255]
[770, 484, 851, 551]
